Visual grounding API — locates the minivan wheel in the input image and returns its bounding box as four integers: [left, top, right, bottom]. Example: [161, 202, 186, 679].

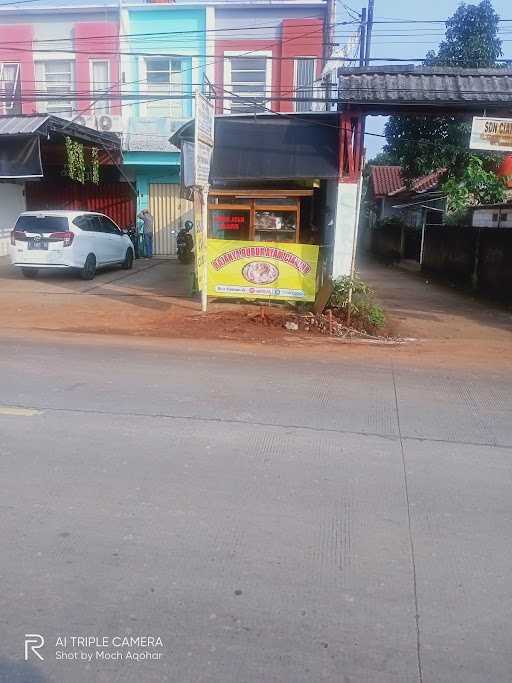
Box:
[122, 248, 134, 270]
[81, 254, 96, 280]
[22, 267, 39, 278]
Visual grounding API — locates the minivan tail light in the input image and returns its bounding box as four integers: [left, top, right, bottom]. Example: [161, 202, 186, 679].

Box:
[50, 231, 74, 247]
[10, 230, 25, 245]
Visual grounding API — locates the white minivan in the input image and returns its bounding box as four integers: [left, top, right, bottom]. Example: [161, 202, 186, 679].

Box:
[9, 210, 134, 280]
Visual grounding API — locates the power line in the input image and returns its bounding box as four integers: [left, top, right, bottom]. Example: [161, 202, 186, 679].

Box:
[5, 84, 511, 102]
[0, 14, 508, 44]
[1, 39, 511, 61]
[61, 21, 329, 125]
[2, 43, 510, 62]
[0, 18, 331, 45]
[371, 17, 512, 24]
[2, 89, 492, 158]
[0, 0, 73, 6]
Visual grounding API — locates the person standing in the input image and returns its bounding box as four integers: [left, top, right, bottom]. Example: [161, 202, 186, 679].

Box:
[137, 208, 154, 258]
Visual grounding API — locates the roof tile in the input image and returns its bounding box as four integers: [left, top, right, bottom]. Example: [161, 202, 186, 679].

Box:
[370, 165, 444, 196]
[338, 66, 512, 108]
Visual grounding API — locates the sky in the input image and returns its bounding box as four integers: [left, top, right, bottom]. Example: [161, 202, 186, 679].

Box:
[0, 0, 509, 157]
[336, 0, 512, 157]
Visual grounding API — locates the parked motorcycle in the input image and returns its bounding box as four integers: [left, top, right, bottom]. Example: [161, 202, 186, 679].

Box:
[124, 225, 140, 259]
[177, 221, 194, 264]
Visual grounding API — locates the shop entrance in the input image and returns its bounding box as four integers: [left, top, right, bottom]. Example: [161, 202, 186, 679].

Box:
[148, 183, 194, 257]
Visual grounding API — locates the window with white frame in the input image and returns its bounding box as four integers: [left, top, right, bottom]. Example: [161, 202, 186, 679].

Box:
[295, 58, 315, 112]
[0, 62, 21, 115]
[143, 57, 184, 119]
[35, 60, 74, 115]
[90, 60, 110, 116]
[224, 53, 272, 114]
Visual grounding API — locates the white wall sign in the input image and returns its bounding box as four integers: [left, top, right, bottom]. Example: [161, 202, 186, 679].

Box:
[470, 116, 512, 152]
[192, 91, 215, 311]
[196, 92, 215, 147]
[194, 141, 213, 188]
[194, 91, 215, 188]
[182, 141, 195, 188]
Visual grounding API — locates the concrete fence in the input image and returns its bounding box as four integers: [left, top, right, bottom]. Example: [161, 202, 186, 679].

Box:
[370, 222, 402, 257]
[421, 226, 478, 283]
[477, 228, 512, 295]
[421, 226, 512, 298]
[370, 223, 512, 300]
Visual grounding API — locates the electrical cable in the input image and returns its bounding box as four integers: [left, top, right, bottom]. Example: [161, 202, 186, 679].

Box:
[1, 42, 509, 61]
[0, 17, 335, 44]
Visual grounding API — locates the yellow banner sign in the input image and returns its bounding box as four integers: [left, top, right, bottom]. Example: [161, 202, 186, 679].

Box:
[207, 239, 319, 302]
[193, 191, 207, 292]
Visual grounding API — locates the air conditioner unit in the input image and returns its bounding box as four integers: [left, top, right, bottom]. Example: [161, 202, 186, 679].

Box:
[95, 114, 123, 133]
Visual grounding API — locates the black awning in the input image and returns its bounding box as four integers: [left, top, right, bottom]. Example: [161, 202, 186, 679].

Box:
[212, 115, 339, 181]
[171, 113, 340, 182]
[0, 135, 42, 178]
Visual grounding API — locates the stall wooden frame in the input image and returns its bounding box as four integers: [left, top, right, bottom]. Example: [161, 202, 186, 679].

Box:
[208, 188, 314, 243]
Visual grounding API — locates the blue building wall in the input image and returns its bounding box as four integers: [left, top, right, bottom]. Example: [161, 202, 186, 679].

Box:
[121, 5, 206, 214]
[123, 7, 206, 122]
[135, 166, 180, 214]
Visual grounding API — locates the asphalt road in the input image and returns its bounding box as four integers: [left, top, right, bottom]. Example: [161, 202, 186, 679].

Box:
[1, 335, 511, 683]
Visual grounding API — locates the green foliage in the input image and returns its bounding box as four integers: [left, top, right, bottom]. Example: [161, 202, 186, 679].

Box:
[90, 147, 100, 185]
[328, 274, 386, 330]
[367, 304, 386, 329]
[367, 150, 400, 166]
[384, 117, 471, 181]
[442, 156, 506, 222]
[65, 137, 86, 184]
[384, 1, 503, 182]
[329, 274, 371, 311]
[65, 137, 101, 185]
[424, 0, 502, 68]
[376, 216, 408, 231]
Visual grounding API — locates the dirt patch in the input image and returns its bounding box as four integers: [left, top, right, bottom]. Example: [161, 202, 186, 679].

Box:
[2, 256, 512, 370]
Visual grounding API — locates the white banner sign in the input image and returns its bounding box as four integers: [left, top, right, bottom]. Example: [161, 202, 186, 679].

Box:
[194, 141, 213, 188]
[194, 91, 215, 188]
[470, 116, 512, 152]
[196, 92, 215, 147]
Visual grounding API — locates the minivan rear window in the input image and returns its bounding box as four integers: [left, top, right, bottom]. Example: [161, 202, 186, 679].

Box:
[15, 215, 69, 232]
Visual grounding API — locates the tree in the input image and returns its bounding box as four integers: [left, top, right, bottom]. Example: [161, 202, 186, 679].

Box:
[424, 0, 502, 68]
[384, 1, 503, 181]
[442, 157, 506, 223]
[366, 150, 399, 166]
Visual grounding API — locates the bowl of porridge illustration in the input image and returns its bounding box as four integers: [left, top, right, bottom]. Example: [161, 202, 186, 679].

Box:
[242, 261, 279, 285]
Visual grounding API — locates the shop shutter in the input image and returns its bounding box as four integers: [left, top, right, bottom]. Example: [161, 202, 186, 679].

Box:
[148, 183, 194, 257]
[25, 179, 136, 229]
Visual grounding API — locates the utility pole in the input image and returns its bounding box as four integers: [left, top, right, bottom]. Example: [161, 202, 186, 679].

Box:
[323, 0, 336, 110]
[359, 7, 367, 67]
[324, 0, 335, 65]
[364, 0, 374, 66]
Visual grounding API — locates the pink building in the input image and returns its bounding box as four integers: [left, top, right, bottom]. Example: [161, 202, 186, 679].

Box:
[0, 4, 120, 121]
[212, 5, 326, 115]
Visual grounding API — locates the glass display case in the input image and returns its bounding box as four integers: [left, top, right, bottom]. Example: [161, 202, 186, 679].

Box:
[208, 190, 311, 243]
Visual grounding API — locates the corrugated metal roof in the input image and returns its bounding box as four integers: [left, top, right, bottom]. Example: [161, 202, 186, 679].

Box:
[0, 114, 120, 149]
[337, 66, 512, 111]
[0, 115, 49, 135]
[122, 116, 184, 153]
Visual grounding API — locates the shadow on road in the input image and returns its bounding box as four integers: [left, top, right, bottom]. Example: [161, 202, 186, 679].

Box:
[359, 254, 512, 340]
[0, 660, 48, 683]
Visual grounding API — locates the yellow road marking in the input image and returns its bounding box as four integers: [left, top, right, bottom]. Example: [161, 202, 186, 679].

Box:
[0, 405, 42, 416]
